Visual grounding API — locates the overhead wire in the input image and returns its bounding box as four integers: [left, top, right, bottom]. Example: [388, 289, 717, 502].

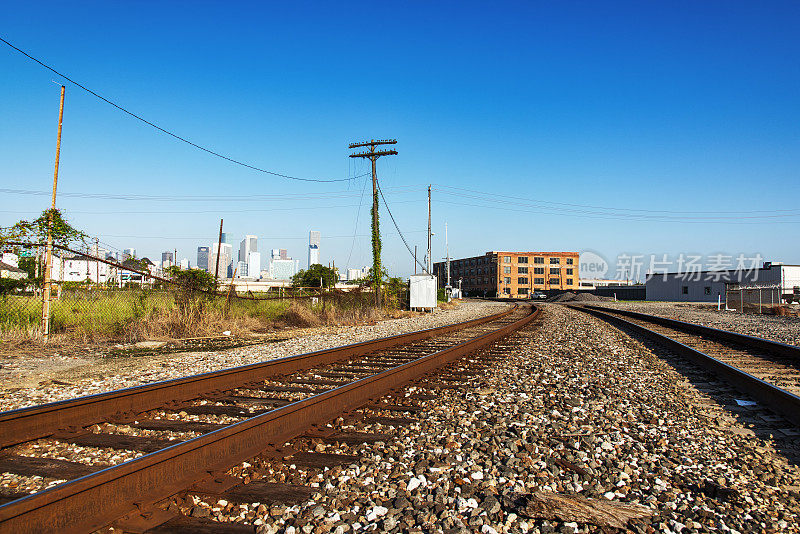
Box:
[377, 180, 429, 274]
[0, 36, 360, 184]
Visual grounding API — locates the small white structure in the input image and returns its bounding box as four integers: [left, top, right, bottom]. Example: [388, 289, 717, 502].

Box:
[410, 274, 437, 311]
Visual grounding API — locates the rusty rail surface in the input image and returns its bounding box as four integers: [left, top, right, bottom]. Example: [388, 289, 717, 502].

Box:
[0, 305, 538, 534]
[572, 305, 800, 427]
[0, 305, 515, 449]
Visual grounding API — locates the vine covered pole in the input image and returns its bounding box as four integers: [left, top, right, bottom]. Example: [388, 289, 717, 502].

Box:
[348, 139, 397, 307]
[42, 85, 65, 343]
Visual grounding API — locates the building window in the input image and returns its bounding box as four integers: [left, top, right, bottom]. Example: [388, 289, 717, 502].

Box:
[534, 257, 544, 264]
[682, 286, 689, 295]
[549, 278, 559, 285]
[504, 277, 511, 284]
[518, 288, 529, 295]
[503, 256, 511, 263]
[518, 266, 528, 274]
[704, 286, 711, 295]
[503, 287, 510, 294]
[534, 277, 544, 284]
[534, 267, 544, 275]
[518, 257, 528, 264]
[518, 277, 528, 284]
[549, 268, 560, 275]
[504, 266, 511, 274]
[566, 278, 573, 285]
[549, 257, 560, 264]
[566, 268, 573, 275]
[566, 258, 574, 265]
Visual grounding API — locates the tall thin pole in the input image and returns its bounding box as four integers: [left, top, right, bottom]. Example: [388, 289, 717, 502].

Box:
[414, 245, 417, 275]
[427, 185, 432, 276]
[214, 218, 224, 286]
[370, 144, 381, 307]
[445, 222, 450, 287]
[95, 237, 100, 287]
[42, 85, 65, 343]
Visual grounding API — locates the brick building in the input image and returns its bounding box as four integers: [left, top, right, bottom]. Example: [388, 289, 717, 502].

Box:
[434, 251, 579, 298]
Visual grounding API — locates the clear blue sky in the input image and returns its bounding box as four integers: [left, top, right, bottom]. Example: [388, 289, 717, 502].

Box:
[2, 1, 798, 279]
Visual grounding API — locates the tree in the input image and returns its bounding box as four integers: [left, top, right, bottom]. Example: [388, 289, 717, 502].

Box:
[10, 208, 87, 247]
[165, 266, 217, 293]
[292, 264, 338, 288]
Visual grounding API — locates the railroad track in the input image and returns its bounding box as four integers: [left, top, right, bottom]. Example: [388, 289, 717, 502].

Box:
[0, 304, 539, 534]
[572, 304, 800, 428]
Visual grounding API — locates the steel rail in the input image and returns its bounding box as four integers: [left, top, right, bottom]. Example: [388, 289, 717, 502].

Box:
[582, 304, 800, 360]
[0, 305, 539, 534]
[572, 305, 800, 427]
[0, 305, 515, 449]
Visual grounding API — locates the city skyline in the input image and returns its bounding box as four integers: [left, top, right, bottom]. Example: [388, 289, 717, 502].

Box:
[1, 3, 798, 277]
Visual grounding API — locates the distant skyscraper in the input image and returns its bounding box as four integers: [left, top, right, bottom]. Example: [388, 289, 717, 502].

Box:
[161, 251, 174, 268]
[123, 248, 136, 260]
[196, 246, 210, 271]
[247, 251, 261, 280]
[308, 231, 321, 267]
[180, 258, 190, 270]
[210, 242, 233, 278]
[239, 235, 257, 263]
[220, 232, 228, 244]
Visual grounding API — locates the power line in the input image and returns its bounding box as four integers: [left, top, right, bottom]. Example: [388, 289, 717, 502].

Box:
[433, 184, 800, 216]
[434, 198, 800, 225]
[345, 174, 370, 269]
[0, 185, 421, 202]
[0, 36, 359, 184]
[377, 180, 428, 273]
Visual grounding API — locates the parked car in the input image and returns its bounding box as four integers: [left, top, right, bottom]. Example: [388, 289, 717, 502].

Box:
[532, 291, 547, 300]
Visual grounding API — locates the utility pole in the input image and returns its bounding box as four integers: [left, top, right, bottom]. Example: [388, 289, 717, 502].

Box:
[427, 185, 432, 275]
[349, 139, 397, 307]
[214, 218, 224, 286]
[42, 85, 65, 343]
[445, 222, 450, 288]
[414, 245, 417, 275]
[95, 237, 100, 287]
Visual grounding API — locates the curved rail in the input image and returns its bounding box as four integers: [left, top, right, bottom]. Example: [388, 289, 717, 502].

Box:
[0, 305, 539, 534]
[572, 304, 800, 427]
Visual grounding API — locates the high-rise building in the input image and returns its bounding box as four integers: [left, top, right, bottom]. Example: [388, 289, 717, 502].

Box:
[180, 258, 190, 270]
[308, 231, 321, 267]
[209, 242, 233, 278]
[239, 235, 257, 263]
[247, 251, 261, 280]
[196, 246, 210, 271]
[123, 248, 136, 260]
[161, 251, 174, 268]
[220, 232, 228, 244]
[236, 260, 248, 277]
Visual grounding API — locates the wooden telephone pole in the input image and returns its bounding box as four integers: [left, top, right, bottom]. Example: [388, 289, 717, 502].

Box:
[349, 139, 397, 307]
[42, 85, 65, 343]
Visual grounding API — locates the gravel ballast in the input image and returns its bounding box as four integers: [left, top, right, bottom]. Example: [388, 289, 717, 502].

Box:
[0, 301, 506, 412]
[592, 301, 800, 347]
[208, 303, 800, 533]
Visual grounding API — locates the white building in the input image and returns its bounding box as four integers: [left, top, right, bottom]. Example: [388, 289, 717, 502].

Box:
[51, 254, 113, 284]
[308, 230, 320, 267]
[346, 267, 369, 281]
[180, 258, 190, 270]
[646, 262, 800, 302]
[270, 258, 299, 280]
[247, 251, 261, 280]
[239, 235, 257, 263]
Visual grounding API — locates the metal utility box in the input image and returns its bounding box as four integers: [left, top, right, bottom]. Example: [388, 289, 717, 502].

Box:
[410, 274, 437, 310]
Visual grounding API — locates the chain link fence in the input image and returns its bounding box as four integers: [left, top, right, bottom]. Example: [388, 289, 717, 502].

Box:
[725, 282, 781, 314]
[1, 242, 387, 343]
